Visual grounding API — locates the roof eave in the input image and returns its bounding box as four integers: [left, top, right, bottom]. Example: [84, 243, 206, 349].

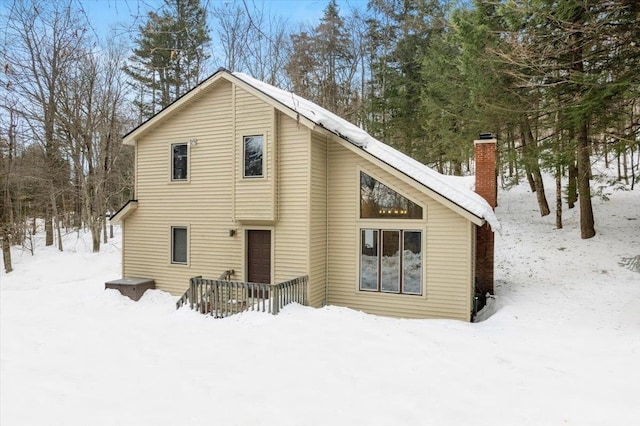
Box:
[110, 200, 138, 224]
[329, 135, 486, 226]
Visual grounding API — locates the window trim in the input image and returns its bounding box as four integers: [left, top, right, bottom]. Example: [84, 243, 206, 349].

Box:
[170, 142, 189, 182]
[242, 134, 265, 179]
[359, 228, 423, 296]
[359, 229, 379, 292]
[401, 230, 423, 295]
[170, 225, 189, 265]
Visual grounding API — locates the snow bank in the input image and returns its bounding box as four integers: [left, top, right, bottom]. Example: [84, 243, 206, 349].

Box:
[1, 171, 639, 426]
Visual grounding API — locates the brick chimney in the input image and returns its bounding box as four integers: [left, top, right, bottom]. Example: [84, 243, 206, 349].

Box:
[474, 134, 497, 296]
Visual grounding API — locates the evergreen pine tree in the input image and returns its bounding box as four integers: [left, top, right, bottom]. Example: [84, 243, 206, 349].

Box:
[125, 0, 210, 120]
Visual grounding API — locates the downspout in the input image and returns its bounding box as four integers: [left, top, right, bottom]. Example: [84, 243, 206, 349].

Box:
[324, 135, 329, 306]
[231, 84, 236, 223]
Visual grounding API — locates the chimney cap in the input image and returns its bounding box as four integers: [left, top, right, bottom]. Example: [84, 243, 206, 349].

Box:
[479, 132, 495, 140]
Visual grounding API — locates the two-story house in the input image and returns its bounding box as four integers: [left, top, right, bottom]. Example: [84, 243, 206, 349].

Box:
[111, 68, 499, 321]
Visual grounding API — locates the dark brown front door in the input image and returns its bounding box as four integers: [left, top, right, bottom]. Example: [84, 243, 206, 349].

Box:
[247, 230, 271, 286]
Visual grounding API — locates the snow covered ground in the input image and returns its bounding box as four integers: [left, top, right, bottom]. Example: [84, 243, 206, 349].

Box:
[1, 172, 639, 426]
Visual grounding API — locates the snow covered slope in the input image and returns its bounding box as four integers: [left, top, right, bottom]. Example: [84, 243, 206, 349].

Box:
[1, 172, 638, 426]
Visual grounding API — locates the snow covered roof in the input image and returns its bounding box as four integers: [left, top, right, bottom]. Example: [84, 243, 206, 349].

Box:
[232, 72, 500, 231]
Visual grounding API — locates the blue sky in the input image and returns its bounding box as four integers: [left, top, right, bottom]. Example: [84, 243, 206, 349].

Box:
[80, 0, 368, 39]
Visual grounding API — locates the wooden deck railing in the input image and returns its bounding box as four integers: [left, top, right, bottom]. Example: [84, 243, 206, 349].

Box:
[176, 270, 234, 311]
[176, 273, 307, 318]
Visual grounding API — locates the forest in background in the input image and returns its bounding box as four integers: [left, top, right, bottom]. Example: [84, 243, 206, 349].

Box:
[1, 0, 638, 272]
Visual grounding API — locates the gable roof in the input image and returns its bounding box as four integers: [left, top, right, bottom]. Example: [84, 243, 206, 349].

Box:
[123, 68, 499, 231]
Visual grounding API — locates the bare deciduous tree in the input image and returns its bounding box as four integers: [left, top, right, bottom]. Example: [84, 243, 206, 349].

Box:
[2, 0, 89, 249]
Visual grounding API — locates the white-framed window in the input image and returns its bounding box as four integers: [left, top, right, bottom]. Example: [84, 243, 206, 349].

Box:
[172, 143, 188, 181]
[243, 135, 264, 178]
[171, 226, 188, 264]
[360, 229, 423, 295]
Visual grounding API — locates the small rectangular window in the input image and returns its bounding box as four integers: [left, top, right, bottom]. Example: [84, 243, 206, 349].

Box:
[171, 227, 188, 264]
[172, 143, 188, 181]
[360, 229, 378, 291]
[243, 135, 264, 178]
[402, 231, 422, 294]
[381, 230, 400, 293]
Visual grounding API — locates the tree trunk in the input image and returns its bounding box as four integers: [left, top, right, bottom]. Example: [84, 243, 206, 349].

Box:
[622, 149, 628, 184]
[577, 122, 595, 239]
[555, 165, 563, 229]
[51, 191, 63, 251]
[554, 115, 563, 229]
[56, 220, 63, 252]
[532, 169, 550, 216]
[453, 159, 462, 176]
[2, 227, 11, 273]
[506, 129, 514, 178]
[2, 118, 14, 272]
[567, 160, 578, 209]
[91, 221, 101, 252]
[520, 129, 536, 192]
[569, 9, 595, 239]
[629, 142, 636, 191]
[525, 169, 536, 192]
[74, 173, 82, 228]
[521, 122, 550, 216]
[45, 211, 53, 246]
[1, 181, 12, 273]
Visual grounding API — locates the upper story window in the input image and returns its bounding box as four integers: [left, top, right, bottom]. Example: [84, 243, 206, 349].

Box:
[243, 135, 264, 178]
[172, 143, 188, 181]
[360, 172, 423, 219]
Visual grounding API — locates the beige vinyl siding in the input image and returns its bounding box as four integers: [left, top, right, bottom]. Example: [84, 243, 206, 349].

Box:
[234, 86, 275, 221]
[272, 112, 309, 284]
[327, 140, 473, 321]
[121, 70, 474, 319]
[308, 132, 327, 307]
[124, 81, 243, 295]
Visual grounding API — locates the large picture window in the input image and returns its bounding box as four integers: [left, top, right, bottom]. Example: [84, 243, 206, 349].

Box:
[360, 229, 422, 295]
[172, 143, 188, 181]
[360, 172, 422, 219]
[243, 135, 264, 178]
[171, 226, 188, 264]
